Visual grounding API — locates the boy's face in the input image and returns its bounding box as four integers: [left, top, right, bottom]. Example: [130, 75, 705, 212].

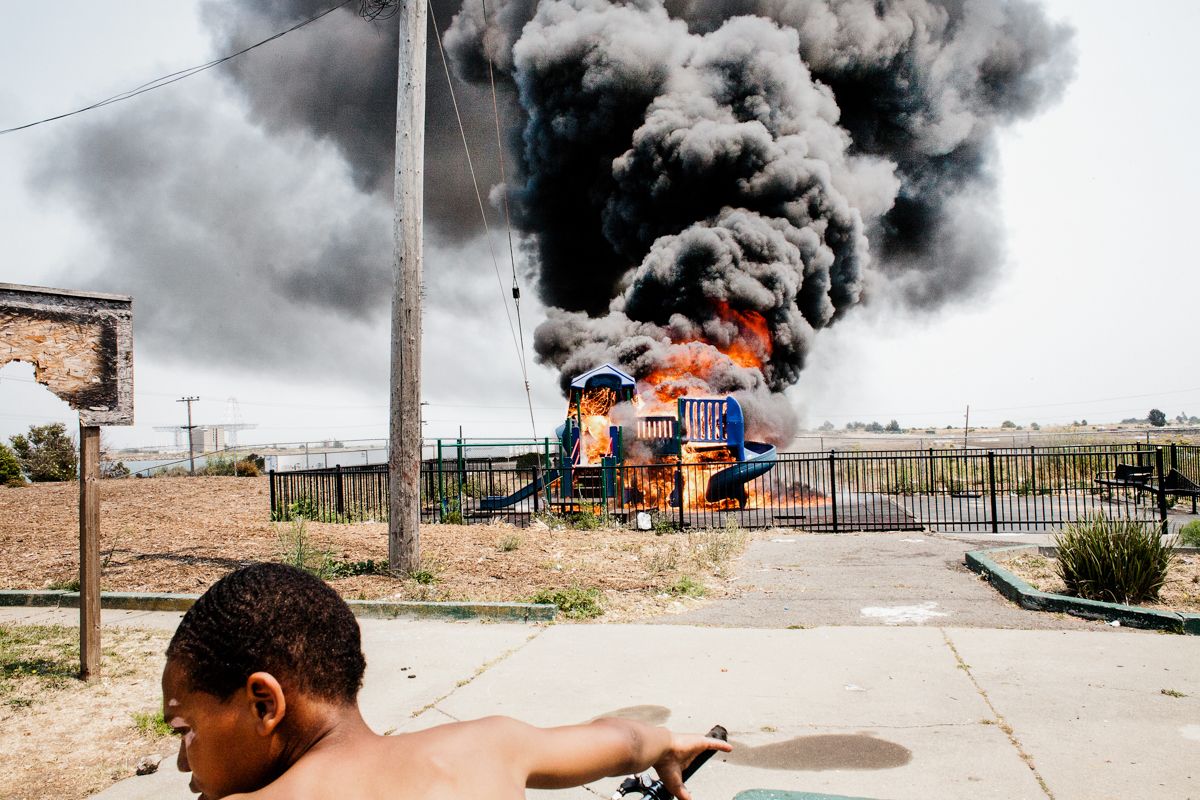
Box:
[161, 659, 276, 800]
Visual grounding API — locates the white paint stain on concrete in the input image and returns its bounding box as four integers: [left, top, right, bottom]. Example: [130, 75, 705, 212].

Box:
[1180, 725, 1200, 742]
[860, 602, 950, 625]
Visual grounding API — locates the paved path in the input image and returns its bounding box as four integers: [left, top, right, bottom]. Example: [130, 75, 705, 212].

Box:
[655, 531, 1109, 631]
[3, 606, 1197, 800]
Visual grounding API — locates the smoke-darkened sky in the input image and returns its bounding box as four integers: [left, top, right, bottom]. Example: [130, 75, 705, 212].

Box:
[2, 0, 1199, 448]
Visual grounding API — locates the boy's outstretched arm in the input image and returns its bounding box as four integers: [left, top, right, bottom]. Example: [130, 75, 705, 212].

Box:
[483, 716, 731, 800]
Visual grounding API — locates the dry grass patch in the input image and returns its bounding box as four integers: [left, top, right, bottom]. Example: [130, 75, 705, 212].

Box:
[0, 623, 175, 800]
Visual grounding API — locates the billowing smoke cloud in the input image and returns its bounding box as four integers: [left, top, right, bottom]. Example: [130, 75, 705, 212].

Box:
[26, 0, 1072, 442]
[445, 0, 1073, 442]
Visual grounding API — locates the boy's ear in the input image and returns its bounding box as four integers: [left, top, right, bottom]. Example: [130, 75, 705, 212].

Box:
[244, 672, 287, 736]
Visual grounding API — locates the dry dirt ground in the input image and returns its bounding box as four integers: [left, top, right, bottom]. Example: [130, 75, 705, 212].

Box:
[0, 476, 754, 621]
[999, 551, 1200, 613]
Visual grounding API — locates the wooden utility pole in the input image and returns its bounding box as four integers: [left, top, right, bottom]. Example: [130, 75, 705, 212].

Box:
[178, 396, 199, 475]
[388, 0, 427, 574]
[78, 423, 101, 679]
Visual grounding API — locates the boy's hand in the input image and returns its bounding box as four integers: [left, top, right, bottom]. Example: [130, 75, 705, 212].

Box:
[652, 733, 733, 800]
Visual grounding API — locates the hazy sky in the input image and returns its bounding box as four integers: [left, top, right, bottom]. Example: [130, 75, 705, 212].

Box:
[2, 0, 1198, 450]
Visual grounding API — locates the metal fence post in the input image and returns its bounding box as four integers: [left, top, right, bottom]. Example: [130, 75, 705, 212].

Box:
[677, 456, 685, 531]
[436, 439, 444, 522]
[1156, 447, 1168, 533]
[268, 470, 276, 518]
[1171, 443, 1178, 472]
[532, 464, 541, 515]
[335, 464, 344, 518]
[987, 451, 999, 534]
[926, 448, 934, 494]
[828, 451, 839, 533]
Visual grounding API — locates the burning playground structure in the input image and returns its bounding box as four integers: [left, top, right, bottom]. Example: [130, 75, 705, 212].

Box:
[477, 363, 782, 517]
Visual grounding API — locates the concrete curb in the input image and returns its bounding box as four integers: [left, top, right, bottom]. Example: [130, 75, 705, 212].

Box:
[965, 545, 1200, 634]
[0, 590, 556, 623]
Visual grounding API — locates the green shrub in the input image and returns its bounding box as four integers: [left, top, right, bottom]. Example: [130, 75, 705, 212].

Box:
[0, 443, 24, 486]
[1054, 514, 1176, 605]
[9, 423, 76, 482]
[497, 534, 522, 552]
[200, 456, 236, 476]
[529, 586, 603, 619]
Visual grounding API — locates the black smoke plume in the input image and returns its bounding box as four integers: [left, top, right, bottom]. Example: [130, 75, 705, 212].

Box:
[446, 0, 1073, 441]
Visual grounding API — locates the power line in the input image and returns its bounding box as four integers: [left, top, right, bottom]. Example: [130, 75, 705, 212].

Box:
[0, 0, 355, 137]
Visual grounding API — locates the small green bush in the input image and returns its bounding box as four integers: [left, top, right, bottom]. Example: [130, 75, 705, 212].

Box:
[272, 496, 319, 522]
[529, 586, 603, 619]
[1054, 514, 1176, 605]
[497, 534, 522, 552]
[409, 565, 439, 585]
[324, 559, 392, 578]
[1178, 520, 1200, 547]
[9, 423, 76, 482]
[0, 443, 24, 486]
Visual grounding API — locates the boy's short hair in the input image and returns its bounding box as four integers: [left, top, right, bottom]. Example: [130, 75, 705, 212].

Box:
[167, 562, 366, 702]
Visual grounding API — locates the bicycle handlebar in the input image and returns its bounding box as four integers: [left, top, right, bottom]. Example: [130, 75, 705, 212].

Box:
[611, 725, 728, 800]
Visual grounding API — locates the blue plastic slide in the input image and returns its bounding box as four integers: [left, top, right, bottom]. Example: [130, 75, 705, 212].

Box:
[705, 442, 777, 507]
[478, 468, 561, 511]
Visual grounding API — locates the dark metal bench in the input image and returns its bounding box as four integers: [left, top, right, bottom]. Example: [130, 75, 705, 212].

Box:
[1150, 468, 1200, 514]
[1095, 463, 1153, 495]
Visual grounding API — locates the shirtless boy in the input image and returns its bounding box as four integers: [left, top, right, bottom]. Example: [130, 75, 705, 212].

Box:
[163, 562, 731, 800]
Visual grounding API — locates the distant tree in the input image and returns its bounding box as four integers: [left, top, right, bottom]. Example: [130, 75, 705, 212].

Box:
[1148, 409, 1168, 427]
[818, 421, 835, 432]
[846, 421, 866, 431]
[885, 419, 902, 433]
[1177, 412, 1189, 424]
[0, 442, 23, 486]
[1081, 419, 1088, 426]
[1000, 420, 1017, 429]
[1030, 422, 1041, 430]
[865, 421, 884, 433]
[9, 423, 77, 482]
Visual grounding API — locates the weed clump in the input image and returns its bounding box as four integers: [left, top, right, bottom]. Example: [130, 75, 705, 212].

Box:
[1054, 513, 1176, 605]
[529, 586, 603, 619]
[668, 575, 706, 598]
[131, 710, 173, 737]
[1177, 520, 1200, 547]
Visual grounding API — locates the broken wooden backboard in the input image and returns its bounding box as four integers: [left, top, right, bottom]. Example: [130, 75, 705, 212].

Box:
[0, 283, 133, 426]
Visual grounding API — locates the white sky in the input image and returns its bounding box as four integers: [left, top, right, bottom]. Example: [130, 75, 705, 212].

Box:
[2, 0, 1199, 450]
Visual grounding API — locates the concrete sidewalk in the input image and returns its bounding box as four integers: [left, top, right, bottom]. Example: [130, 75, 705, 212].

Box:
[4, 608, 1195, 800]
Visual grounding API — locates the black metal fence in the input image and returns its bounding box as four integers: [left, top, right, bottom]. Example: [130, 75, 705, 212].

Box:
[268, 444, 1200, 531]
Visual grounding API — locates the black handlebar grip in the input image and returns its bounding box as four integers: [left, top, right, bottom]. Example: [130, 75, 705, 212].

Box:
[680, 725, 728, 783]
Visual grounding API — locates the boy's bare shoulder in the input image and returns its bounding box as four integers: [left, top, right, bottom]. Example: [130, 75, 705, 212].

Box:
[239, 718, 530, 800]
